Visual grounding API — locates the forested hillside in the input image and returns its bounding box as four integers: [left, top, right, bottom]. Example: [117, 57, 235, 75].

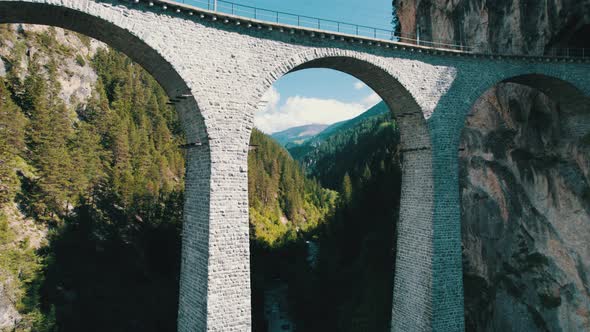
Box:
[0, 24, 343, 332]
[248, 129, 337, 248]
[0, 25, 185, 331]
[248, 129, 338, 331]
[282, 107, 403, 331]
[288, 101, 389, 177]
[249, 107, 403, 331]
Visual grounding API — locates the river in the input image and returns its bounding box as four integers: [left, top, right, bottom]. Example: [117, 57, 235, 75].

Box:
[263, 240, 319, 331]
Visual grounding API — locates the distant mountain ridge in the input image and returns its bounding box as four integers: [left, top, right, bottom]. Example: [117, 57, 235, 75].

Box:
[285, 101, 390, 164]
[270, 101, 389, 149]
[270, 124, 329, 146]
[312, 102, 388, 142]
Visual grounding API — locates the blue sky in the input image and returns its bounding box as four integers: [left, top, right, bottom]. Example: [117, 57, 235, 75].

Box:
[255, 71, 381, 133]
[217, 0, 394, 30]
[188, 0, 394, 133]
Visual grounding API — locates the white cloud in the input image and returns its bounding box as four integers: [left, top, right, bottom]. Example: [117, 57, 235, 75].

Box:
[361, 92, 381, 108]
[260, 86, 280, 110]
[353, 81, 366, 90]
[254, 88, 384, 134]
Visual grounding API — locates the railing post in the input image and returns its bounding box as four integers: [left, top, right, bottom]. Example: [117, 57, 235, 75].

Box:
[297, 16, 300, 26]
[356, 25, 359, 35]
[337, 22, 340, 32]
[231, 3, 234, 15]
[276, 12, 279, 23]
[318, 18, 320, 29]
[207, 0, 210, 10]
[374, 28, 376, 38]
[254, 8, 257, 19]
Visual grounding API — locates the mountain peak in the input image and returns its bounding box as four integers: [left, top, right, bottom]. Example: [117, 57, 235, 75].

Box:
[270, 124, 329, 146]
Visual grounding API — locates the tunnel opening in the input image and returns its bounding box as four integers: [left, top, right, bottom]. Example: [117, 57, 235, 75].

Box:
[546, 22, 590, 56]
[565, 23, 590, 49]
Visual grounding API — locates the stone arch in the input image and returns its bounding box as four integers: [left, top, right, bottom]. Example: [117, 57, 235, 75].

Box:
[455, 70, 590, 155]
[254, 49, 436, 331]
[0, 0, 208, 143]
[466, 71, 590, 121]
[459, 71, 590, 153]
[259, 50, 431, 120]
[458, 72, 590, 330]
[0, 2, 214, 331]
[500, 74, 590, 136]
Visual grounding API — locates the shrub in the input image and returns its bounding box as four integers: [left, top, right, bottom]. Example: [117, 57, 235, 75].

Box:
[75, 54, 86, 67]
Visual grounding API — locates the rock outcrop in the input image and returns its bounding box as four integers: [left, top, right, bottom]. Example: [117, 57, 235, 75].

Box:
[395, 1, 590, 331]
[395, 0, 590, 54]
[0, 24, 103, 107]
[0, 275, 19, 331]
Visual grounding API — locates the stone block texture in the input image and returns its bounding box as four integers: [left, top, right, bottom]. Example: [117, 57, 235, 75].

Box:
[0, 0, 588, 331]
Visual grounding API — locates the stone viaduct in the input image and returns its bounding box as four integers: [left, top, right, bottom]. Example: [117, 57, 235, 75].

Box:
[0, 0, 588, 331]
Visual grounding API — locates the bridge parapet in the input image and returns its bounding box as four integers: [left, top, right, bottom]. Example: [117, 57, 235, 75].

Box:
[119, 0, 590, 60]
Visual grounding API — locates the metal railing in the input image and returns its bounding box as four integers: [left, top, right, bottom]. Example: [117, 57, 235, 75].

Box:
[545, 47, 588, 58]
[170, 0, 473, 51]
[163, 0, 589, 58]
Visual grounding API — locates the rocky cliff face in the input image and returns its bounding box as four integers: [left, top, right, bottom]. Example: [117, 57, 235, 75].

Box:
[395, 1, 590, 331]
[0, 24, 103, 106]
[395, 0, 590, 54]
[460, 84, 590, 331]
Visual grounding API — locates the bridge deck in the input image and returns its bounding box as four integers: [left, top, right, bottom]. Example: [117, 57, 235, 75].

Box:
[124, 0, 590, 60]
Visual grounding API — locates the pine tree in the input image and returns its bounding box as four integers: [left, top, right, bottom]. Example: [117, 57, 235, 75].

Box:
[341, 172, 353, 204]
[70, 122, 108, 201]
[21, 57, 76, 218]
[0, 80, 26, 206]
[361, 163, 372, 183]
